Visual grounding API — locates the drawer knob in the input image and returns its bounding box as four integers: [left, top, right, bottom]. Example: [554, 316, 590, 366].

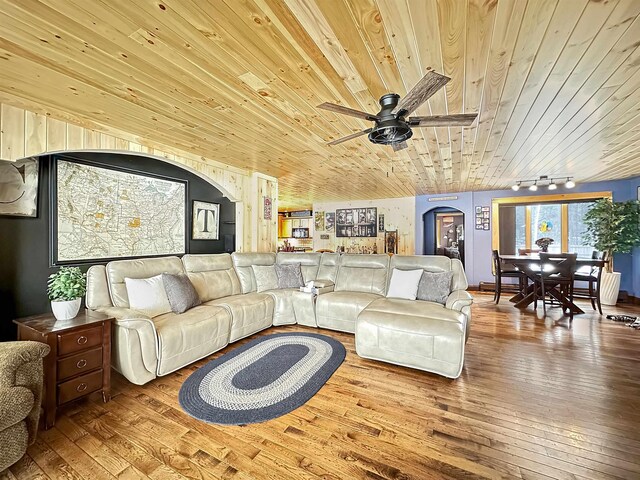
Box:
[76, 383, 87, 392]
[77, 335, 88, 345]
[76, 359, 87, 369]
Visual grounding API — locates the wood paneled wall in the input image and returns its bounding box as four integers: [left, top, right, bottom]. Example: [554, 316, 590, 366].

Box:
[0, 102, 278, 252]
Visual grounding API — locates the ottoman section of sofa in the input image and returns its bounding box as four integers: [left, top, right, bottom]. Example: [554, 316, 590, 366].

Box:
[355, 298, 467, 378]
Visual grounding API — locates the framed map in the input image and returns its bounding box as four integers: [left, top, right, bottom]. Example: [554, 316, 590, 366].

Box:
[51, 158, 187, 264]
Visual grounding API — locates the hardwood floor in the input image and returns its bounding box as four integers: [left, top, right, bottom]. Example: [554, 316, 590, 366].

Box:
[5, 293, 640, 480]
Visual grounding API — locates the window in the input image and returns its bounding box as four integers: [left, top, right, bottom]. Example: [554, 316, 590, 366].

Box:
[494, 192, 607, 255]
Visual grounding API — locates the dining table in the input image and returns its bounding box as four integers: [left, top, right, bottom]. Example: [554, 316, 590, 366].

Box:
[499, 254, 606, 314]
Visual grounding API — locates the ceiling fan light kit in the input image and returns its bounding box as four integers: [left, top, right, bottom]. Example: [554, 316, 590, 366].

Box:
[511, 176, 576, 192]
[318, 71, 477, 151]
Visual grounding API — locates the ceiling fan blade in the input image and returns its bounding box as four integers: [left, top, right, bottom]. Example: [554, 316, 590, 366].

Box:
[392, 141, 408, 152]
[327, 128, 372, 146]
[408, 113, 478, 127]
[394, 71, 450, 116]
[317, 102, 379, 121]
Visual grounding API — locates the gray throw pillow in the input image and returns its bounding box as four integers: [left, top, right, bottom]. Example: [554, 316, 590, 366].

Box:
[275, 263, 304, 289]
[252, 265, 279, 292]
[416, 271, 453, 305]
[161, 273, 201, 314]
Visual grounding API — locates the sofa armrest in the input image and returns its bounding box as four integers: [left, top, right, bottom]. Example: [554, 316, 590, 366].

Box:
[96, 307, 159, 377]
[0, 341, 50, 388]
[310, 279, 334, 289]
[445, 290, 473, 312]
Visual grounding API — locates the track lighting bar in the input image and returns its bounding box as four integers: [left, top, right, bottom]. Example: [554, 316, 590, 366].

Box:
[510, 175, 575, 191]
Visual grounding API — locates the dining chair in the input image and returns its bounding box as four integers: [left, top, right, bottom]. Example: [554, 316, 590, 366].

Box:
[492, 250, 525, 304]
[534, 253, 578, 321]
[518, 248, 540, 256]
[573, 251, 608, 315]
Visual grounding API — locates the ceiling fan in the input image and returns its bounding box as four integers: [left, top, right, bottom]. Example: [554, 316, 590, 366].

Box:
[318, 71, 477, 151]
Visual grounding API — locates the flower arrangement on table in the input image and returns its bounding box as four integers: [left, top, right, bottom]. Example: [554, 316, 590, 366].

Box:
[534, 237, 554, 252]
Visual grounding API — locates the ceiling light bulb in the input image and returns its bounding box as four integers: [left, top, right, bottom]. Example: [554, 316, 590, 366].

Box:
[512, 183, 520, 191]
[548, 182, 557, 190]
[565, 179, 575, 188]
[529, 182, 538, 192]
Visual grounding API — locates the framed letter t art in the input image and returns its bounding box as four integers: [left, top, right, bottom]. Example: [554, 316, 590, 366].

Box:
[192, 201, 220, 240]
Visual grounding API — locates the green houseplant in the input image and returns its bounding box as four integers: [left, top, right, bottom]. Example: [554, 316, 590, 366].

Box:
[47, 267, 86, 320]
[582, 198, 640, 305]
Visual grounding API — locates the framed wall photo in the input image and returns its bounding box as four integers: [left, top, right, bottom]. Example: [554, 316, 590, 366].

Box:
[336, 207, 377, 237]
[315, 211, 325, 231]
[325, 212, 335, 233]
[385, 230, 398, 254]
[192, 200, 220, 240]
[378, 214, 385, 232]
[0, 157, 39, 217]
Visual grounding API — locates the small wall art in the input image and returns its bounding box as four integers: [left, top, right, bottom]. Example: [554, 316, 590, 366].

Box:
[315, 211, 325, 231]
[477, 205, 490, 230]
[0, 157, 39, 217]
[325, 212, 335, 233]
[378, 214, 385, 232]
[385, 230, 398, 254]
[193, 200, 220, 240]
[263, 197, 272, 220]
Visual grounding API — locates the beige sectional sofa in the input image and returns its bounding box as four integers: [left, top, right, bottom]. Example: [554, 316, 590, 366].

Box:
[86, 251, 472, 384]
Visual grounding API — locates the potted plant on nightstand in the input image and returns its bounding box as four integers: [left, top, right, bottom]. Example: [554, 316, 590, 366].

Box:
[583, 198, 640, 305]
[47, 267, 87, 320]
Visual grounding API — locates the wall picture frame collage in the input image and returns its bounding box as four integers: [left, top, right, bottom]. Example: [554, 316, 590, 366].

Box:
[475, 206, 490, 230]
[336, 207, 377, 237]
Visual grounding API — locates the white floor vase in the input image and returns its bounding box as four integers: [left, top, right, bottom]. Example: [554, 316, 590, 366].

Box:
[600, 272, 621, 306]
[51, 298, 82, 320]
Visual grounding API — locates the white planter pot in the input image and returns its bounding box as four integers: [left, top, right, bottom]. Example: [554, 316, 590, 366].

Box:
[600, 272, 621, 306]
[51, 298, 82, 321]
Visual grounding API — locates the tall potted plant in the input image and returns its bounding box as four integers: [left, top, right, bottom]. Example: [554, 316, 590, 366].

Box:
[582, 198, 640, 305]
[47, 267, 86, 320]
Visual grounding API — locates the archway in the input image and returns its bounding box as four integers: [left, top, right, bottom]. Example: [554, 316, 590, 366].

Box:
[422, 206, 465, 266]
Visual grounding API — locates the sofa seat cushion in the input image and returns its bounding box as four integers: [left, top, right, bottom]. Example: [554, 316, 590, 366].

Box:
[264, 288, 297, 326]
[315, 291, 381, 333]
[153, 305, 231, 376]
[356, 298, 467, 378]
[207, 293, 274, 342]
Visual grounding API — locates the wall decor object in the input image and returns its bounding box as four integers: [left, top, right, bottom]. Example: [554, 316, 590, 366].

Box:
[51, 158, 187, 264]
[263, 197, 272, 220]
[476, 205, 490, 230]
[385, 230, 398, 254]
[0, 157, 39, 217]
[336, 207, 377, 237]
[325, 212, 335, 233]
[428, 196, 458, 202]
[193, 201, 220, 240]
[320, 234, 330, 240]
[315, 211, 325, 231]
[378, 214, 385, 232]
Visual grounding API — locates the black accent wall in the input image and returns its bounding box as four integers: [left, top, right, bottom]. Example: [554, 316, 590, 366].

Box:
[0, 152, 235, 341]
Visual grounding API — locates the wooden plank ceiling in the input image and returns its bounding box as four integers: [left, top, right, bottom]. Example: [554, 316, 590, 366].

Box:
[1, 0, 640, 209]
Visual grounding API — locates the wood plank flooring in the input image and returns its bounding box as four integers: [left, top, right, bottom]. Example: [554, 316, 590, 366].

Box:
[5, 293, 640, 479]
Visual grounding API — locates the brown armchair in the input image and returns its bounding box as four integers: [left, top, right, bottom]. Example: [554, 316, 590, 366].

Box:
[0, 341, 50, 472]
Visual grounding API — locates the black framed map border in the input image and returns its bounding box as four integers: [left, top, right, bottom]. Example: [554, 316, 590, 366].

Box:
[335, 207, 377, 237]
[50, 155, 188, 266]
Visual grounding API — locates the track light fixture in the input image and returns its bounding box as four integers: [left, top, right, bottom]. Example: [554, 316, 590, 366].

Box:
[510, 176, 575, 192]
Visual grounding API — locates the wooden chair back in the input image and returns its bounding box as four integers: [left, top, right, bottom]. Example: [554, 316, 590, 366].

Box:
[539, 252, 577, 279]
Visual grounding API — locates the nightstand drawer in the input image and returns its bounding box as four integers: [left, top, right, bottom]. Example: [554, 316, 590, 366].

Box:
[57, 325, 102, 355]
[57, 369, 103, 405]
[57, 347, 103, 381]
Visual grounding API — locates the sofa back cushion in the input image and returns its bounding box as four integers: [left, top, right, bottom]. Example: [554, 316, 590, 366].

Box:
[86, 265, 113, 310]
[276, 252, 321, 283]
[318, 252, 341, 282]
[335, 254, 389, 295]
[231, 252, 277, 293]
[105, 256, 185, 308]
[390, 255, 468, 291]
[182, 254, 241, 301]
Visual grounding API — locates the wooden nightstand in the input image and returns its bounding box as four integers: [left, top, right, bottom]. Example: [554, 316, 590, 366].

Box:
[13, 309, 113, 429]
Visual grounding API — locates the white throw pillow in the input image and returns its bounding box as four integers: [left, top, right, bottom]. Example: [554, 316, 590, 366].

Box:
[125, 275, 172, 317]
[386, 268, 424, 300]
[251, 265, 279, 292]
